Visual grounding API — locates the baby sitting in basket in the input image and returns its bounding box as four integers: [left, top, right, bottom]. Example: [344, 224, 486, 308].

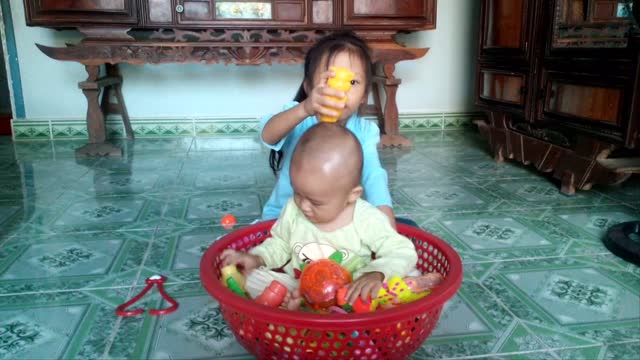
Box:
[221, 123, 441, 311]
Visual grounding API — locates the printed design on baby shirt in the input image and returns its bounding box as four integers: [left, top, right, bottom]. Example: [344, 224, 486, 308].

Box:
[292, 242, 350, 264]
[292, 242, 351, 279]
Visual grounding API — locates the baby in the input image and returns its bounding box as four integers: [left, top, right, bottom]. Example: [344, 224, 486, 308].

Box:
[222, 123, 418, 308]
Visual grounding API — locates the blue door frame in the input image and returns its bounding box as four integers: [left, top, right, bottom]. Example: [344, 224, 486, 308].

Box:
[1, 0, 25, 118]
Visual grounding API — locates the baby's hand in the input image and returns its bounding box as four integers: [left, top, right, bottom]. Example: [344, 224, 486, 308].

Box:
[345, 272, 384, 305]
[220, 249, 263, 273]
[302, 70, 347, 118]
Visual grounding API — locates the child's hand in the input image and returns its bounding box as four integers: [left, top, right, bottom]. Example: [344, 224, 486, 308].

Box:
[345, 271, 384, 305]
[220, 249, 264, 274]
[302, 70, 347, 118]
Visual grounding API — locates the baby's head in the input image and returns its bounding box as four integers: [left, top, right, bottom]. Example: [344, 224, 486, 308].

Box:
[290, 123, 364, 225]
[294, 32, 373, 123]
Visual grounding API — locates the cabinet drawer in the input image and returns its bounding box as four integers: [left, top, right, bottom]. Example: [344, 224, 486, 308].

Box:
[146, 0, 174, 24]
[175, 1, 306, 24]
[343, 0, 436, 29]
[478, 70, 527, 106]
[25, 0, 138, 26]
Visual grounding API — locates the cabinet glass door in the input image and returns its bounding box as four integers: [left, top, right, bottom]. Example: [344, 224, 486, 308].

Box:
[552, 0, 635, 48]
[480, 0, 529, 57]
[545, 81, 623, 124]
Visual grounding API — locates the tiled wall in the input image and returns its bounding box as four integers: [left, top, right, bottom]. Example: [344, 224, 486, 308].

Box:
[11, 112, 483, 140]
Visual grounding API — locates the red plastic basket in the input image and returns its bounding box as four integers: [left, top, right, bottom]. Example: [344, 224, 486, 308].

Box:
[200, 221, 463, 360]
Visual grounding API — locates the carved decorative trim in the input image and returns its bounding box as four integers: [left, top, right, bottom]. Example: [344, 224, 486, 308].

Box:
[37, 43, 310, 65]
[148, 29, 328, 43]
[510, 121, 572, 148]
[79, 27, 134, 41]
[36, 29, 342, 66]
[477, 113, 638, 195]
[37, 28, 427, 66]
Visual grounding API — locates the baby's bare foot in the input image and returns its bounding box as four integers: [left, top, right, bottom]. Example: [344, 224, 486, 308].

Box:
[282, 289, 303, 311]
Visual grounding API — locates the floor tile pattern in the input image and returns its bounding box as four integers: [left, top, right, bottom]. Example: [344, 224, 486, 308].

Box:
[0, 131, 637, 359]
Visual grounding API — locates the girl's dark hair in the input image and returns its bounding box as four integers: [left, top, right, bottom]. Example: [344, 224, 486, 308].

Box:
[269, 31, 373, 176]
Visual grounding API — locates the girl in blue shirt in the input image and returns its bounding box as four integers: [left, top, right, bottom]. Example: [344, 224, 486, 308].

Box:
[260, 32, 397, 228]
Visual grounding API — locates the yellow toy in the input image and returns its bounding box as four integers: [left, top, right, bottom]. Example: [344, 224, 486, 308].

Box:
[336, 273, 443, 312]
[318, 66, 355, 123]
[221, 264, 248, 297]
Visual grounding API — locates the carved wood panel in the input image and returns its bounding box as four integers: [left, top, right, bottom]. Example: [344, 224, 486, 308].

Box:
[352, 0, 425, 17]
[39, 0, 126, 11]
[274, 1, 305, 21]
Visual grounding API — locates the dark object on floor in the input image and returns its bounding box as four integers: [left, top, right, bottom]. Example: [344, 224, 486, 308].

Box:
[603, 221, 640, 266]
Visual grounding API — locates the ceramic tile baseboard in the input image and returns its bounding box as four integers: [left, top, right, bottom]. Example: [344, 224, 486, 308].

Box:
[11, 112, 485, 140]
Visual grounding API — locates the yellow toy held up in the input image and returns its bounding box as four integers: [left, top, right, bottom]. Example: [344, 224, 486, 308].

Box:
[318, 66, 355, 123]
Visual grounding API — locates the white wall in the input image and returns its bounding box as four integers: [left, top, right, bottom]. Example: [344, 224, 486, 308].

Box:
[10, 0, 480, 121]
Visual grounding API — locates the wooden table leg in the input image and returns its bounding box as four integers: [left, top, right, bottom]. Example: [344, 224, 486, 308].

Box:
[378, 63, 411, 148]
[76, 64, 122, 157]
[105, 64, 134, 140]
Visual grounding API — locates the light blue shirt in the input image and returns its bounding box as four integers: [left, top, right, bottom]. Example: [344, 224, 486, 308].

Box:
[261, 101, 392, 220]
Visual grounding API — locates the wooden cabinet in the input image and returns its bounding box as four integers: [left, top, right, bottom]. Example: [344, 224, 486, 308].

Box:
[24, 0, 436, 30]
[475, 0, 640, 194]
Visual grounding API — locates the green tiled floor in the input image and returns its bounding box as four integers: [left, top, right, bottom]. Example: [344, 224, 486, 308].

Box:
[0, 130, 638, 359]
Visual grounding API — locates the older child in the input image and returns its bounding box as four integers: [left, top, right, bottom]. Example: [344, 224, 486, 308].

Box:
[260, 32, 396, 228]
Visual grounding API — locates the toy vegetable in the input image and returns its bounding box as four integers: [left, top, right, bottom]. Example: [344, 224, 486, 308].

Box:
[318, 66, 355, 123]
[254, 280, 288, 307]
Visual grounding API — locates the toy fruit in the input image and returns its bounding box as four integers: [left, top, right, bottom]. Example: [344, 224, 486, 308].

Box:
[254, 280, 288, 307]
[318, 66, 355, 123]
[221, 214, 237, 230]
[299, 258, 352, 310]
